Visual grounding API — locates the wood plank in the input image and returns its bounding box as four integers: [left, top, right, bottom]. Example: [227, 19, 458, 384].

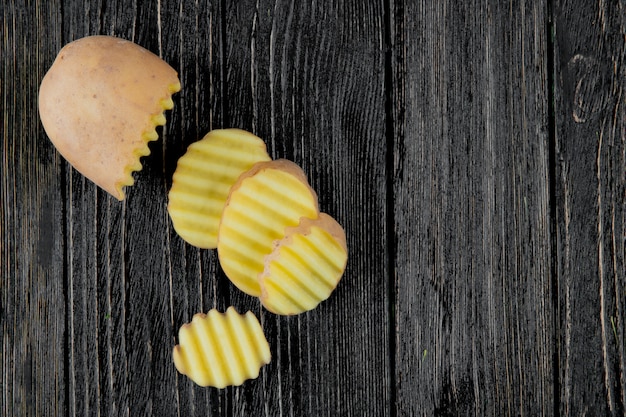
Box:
[60, 2, 136, 415]
[56, 1, 228, 416]
[224, 1, 391, 415]
[1, 1, 66, 416]
[160, 0, 232, 415]
[390, 1, 554, 414]
[553, 1, 625, 415]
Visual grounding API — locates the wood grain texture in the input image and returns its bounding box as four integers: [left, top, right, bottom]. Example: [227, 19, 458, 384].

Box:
[3, 0, 625, 416]
[554, 1, 625, 415]
[390, 1, 554, 415]
[1, 1, 66, 416]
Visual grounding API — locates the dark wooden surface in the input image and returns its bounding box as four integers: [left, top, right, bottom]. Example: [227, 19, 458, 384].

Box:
[1, 0, 624, 416]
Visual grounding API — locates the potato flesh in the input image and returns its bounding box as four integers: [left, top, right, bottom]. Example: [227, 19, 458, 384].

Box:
[217, 160, 319, 297]
[260, 214, 348, 315]
[173, 307, 271, 388]
[168, 129, 271, 248]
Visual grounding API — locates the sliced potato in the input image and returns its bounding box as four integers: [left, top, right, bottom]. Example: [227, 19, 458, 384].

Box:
[173, 307, 271, 388]
[168, 129, 271, 248]
[217, 159, 319, 296]
[259, 213, 347, 315]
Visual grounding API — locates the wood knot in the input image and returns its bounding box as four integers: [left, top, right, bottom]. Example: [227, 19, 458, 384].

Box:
[566, 54, 611, 124]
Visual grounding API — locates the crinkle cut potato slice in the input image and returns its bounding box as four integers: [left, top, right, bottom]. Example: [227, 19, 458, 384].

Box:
[173, 307, 271, 388]
[217, 159, 319, 297]
[260, 213, 348, 315]
[168, 129, 271, 249]
[39, 35, 181, 200]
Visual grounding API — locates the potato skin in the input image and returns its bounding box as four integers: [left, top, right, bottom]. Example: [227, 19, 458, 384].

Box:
[39, 35, 180, 200]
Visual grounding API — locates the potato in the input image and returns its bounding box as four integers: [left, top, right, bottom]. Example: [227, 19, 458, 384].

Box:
[259, 213, 347, 315]
[173, 307, 271, 388]
[168, 129, 271, 248]
[217, 159, 319, 296]
[39, 35, 180, 200]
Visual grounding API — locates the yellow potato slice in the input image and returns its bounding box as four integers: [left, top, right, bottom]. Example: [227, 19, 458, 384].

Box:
[173, 307, 271, 388]
[168, 129, 271, 248]
[260, 213, 347, 315]
[39, 35, 180, 200]
[217, 160, 319, 296]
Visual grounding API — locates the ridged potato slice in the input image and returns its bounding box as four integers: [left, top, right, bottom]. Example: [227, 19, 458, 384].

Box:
[173, 307, 271, 388]
[259, 213, 347, 315]
[38, 35, 180, 200]
[217, 160, 319, 296]
[168, 129, 271, 248]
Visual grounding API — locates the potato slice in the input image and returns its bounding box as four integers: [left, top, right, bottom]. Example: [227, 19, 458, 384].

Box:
[168, 129, 271, 248]
[173, 307, 271, 388]
[39, 35, 180, 200]
[217, 160, 319, 296]
[259, 214, 347, 315]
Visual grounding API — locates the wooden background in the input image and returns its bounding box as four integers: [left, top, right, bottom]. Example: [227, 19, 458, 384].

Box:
[1, 0, 624, 416]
